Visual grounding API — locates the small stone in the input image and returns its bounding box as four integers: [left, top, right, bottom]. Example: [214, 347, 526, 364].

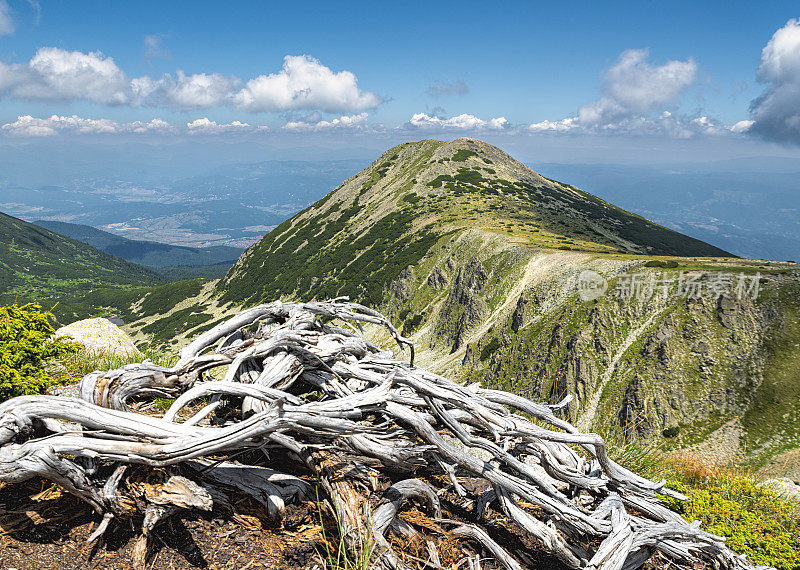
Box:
[761, 478, 800, 502]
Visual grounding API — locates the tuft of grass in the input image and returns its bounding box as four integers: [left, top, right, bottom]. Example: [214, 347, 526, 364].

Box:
[604, 427, 671, 481]
[52, 348, 177, 382]
[153, 397, 175, 411]
[316, 489, 373, 570]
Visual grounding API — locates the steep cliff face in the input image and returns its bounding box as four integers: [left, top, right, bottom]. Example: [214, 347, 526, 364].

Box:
[433, 260, 490, 352]
[384, 231, 800, 473]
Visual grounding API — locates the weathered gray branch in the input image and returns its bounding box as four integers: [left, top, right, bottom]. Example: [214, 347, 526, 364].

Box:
[0, 299, 773, 569]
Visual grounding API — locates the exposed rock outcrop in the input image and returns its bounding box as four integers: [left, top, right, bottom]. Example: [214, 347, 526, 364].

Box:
[761, 478, 800, 502]
[434, 260, 489, 352]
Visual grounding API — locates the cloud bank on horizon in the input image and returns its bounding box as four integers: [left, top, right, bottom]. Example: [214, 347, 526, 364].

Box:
[0, 15, 799, 146]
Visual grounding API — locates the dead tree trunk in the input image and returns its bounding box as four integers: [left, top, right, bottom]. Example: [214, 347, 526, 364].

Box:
[0, 299, 772, 570]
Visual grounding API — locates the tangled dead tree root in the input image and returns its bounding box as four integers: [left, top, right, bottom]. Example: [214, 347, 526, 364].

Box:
[0, 300, 772, 569]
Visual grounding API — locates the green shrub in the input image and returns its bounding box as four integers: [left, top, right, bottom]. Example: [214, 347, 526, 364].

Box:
[141, 306, 214, 341]
[454, 168, 487, 185]
[138, 279, 205, 317]
[662, 426, 681, 438]
[644, 259, 680, 268]
[661, 459, 800, 570]
[452, 149, 478, 162]
[480, 337, 501, 360]
[0, 303, 81, 399]
[402, 313, 423, 335]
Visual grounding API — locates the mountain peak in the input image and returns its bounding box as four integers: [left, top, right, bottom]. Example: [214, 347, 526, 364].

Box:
[220, 138, 731, 306]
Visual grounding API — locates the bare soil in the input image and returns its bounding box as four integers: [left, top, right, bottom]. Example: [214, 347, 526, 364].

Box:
[0, 477, 707, 570]
[0, 480, 323, 570]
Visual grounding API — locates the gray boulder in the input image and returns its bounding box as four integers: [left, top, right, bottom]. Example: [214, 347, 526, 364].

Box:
[55, 317, 142, 358]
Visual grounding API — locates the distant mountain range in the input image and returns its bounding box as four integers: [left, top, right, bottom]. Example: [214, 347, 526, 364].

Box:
[33, 220, 243, 268]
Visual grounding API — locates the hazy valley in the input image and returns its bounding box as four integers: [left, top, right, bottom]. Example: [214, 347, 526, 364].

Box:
[0, 147, 366, 247]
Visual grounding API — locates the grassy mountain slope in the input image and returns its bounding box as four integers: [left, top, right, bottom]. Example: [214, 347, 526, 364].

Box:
[0, 211, 163, 304]
[123, 139, 799, 478]
[33, 220, 243, 268]
[220, 139, 731, 308]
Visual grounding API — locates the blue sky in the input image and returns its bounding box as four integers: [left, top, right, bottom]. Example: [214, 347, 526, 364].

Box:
[1, 0, 800, 161]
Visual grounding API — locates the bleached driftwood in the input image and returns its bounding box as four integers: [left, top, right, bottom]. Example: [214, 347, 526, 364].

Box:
[0, 299, 772, 569]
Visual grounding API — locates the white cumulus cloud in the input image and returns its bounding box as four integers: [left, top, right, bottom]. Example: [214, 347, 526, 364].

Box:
[528, 117, 578, 132]
[577, 48, 697, 126]
[127, 118, 176, 133]
[0, 49, 381, 115]
[730, 119, 755, 133]
[1, 114, 175, 136]
[186, 117, 252, 134]
[749, 18, 800, 144]
[164, 71, 239, 109]
[283, 112, 369, 131]
[406, 113, 508, 130]
[233, 55, 382, 113]
[0, 47, 134, 105]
